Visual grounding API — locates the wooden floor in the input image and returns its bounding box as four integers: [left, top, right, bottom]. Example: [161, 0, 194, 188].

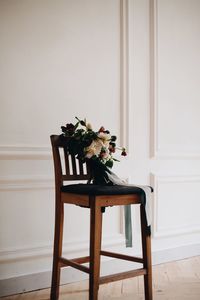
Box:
[2, 256, 200, 300]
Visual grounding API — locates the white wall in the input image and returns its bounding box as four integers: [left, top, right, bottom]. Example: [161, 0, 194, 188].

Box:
[130, 0, 200, 256]
[0, 0, 200, 296]
[0, 0, 125, 295]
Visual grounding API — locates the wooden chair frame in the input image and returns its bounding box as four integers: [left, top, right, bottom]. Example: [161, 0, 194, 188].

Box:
[50, 135, 153, 300]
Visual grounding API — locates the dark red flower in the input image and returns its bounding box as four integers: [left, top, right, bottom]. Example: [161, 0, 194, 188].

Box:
[66, 123, 75, 131]
[98, 126, 105, 132]
[61, 123, 75, 136]
[121, 149, 127, 156]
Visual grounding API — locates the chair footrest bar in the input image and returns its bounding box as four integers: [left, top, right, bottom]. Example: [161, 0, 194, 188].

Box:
[100, 250, 143, 264]
[59, 256, 90, 274]
[72, 255, 90, 264]
[99, 268, 147, 285]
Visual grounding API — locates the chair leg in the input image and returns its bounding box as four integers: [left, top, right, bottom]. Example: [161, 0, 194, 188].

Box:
[50, 201, 64, 300]
[140, 204, 153, 300]
[89, 198, 103, 300]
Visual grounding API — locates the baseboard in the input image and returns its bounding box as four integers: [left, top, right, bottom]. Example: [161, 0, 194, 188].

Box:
[152, 243, 200, 265]
[0, 258, 136, 298]
[0, 243, 200, 297]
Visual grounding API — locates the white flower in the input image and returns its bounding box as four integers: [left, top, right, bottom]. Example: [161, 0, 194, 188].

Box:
[86, 123, 92, 130]
[85, 139, 103, 158]
[97, 132, 111, 147]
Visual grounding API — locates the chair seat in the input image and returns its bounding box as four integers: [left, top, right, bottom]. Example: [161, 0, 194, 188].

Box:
[61, 183, 147, 196]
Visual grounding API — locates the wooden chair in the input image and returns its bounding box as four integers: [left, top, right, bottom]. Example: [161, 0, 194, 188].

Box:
[50, 135, 153, 300]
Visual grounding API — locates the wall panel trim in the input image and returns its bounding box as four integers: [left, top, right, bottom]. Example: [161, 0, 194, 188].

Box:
[120, 0, 130, 150]
[151, 174, 200, 238]
[0, 145, 51, 160]
[149, 0, 200, 159]
[0, 234, 125, 263]
[0, 176, 54, 190]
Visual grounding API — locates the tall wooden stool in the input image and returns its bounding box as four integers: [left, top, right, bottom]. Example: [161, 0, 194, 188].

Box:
[50, 135, 153, 300]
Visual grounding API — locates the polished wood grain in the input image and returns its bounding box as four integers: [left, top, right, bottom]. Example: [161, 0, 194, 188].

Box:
[140, 204, 153, 300]
[89, 196, 103, 300]
[100, 250, 144, 264]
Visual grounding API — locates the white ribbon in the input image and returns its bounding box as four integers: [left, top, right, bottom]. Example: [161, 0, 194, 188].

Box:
[106, 170, 152, 226]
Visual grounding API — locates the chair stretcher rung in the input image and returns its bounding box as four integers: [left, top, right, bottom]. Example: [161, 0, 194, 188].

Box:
[99, 268, 147, 285]
[100, 250, 143, 264]
[59, 256, 90, 274]
[72, 255, 90, 264]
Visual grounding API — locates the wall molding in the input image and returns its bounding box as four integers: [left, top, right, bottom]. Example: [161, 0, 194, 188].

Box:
[0, 176, 54, 191]
[149, 0, 158, 159]
[120, 0, 130, 151]
[152, 150, 200, 160]
[151, 174, 200, 238]
[0, 145, 51, 160]
[149, 0, 200, 159]
[0, 234, 125, 263]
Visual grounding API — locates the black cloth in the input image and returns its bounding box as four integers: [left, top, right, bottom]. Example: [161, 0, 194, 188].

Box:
[61, 183, 148, 196]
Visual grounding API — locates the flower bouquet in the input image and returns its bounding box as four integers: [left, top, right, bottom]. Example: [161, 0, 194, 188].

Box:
[60, 117, 127, 185]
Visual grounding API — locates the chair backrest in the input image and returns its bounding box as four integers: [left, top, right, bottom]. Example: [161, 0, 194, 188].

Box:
[50, 135, 91, 187]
